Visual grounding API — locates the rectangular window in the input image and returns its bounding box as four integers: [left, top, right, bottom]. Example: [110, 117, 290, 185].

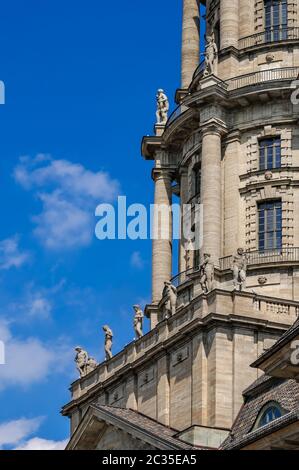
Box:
[194, 250, 200, 270]
[258, 201, 282, 251]
[193, 165, 201, 196]
[264, 0, 288, 42]
[259, 137, 281, 170]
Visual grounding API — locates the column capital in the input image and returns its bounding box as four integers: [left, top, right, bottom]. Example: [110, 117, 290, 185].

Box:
[224, 130, 241, 145]
[152, 167, 175, 183]
[201, 119, 228, 138]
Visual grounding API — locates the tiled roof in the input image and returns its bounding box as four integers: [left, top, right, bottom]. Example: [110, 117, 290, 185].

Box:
[222, 378, 299, 450]
[92, 405, 202, 450]
[252, 316, 299, 368]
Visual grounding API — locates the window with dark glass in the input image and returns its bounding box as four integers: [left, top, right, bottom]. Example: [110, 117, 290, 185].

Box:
[259, 137, 281, 170]
[194, 250, 200, 270]
[254, 402, 283, 429]
[258, 200, 282, 251]
[264, 0, 288, 41]
[193, 164, 201, 196]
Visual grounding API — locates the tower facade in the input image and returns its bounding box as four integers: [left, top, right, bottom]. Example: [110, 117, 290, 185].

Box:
[63, 0, 299, 449]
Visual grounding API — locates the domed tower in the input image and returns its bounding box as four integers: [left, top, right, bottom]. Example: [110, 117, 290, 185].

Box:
[141, 0, 299, 428]
[62, 1, 299, 450]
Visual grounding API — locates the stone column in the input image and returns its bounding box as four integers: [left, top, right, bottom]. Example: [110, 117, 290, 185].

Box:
[239, 0, 254, 38]
[201, 125, 223, 264]
[179, 168, 189, 275]
[181, 0, 200, 89]
[152, 169, 173, 305]
[223, 132, 241, 256]
[220, 0, 239, 49]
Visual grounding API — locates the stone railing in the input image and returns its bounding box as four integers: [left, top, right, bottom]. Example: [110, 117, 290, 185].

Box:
[192, 59, 206, 81]
[171, 248, 299, 288]
[165, 66, 298, 129]
[226, 67, 299, 92]
[166, 104, 189, 126]
[220, 247, 299, 271]
[239, 27, 299, 50]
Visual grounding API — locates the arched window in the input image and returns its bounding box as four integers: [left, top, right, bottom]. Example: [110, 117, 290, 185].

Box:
[253, 402, 284, 430]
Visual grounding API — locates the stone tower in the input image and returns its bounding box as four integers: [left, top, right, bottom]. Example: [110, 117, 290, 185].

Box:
[62, 0, 299, 449]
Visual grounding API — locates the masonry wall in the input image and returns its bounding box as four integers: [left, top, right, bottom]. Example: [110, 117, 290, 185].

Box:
[69, 321, 285, 433]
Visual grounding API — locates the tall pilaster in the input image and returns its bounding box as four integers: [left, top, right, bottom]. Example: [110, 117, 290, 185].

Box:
[152, 169, 173, 305]
[220, 0, 239, 49]
[200, 124, 224, 264]
[181, 0, 200, 89]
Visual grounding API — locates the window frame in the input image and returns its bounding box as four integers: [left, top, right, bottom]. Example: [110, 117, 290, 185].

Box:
[253, 401, 285, 430]
[258, 200, 282, 251]
[259, 136, 282, 171]
[264, 0, 288, 42]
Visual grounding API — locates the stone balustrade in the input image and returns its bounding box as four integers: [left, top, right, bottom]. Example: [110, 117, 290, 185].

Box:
[69, 289, 298, 402]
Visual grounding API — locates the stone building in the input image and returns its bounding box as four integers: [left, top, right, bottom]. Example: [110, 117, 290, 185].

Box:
[62, 0, 299, 450]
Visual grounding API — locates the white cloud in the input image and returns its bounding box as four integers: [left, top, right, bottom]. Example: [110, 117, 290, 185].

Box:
[0, 321, 72, 391]
[14, 155, 120, 250]
[14, 437, 68, 450]
[27, 296, 52, 320]
[0, 236, 30, 270]
[130, 251, 145, 269]
[0, 417, 43, 449]
[0, 416, 68, 450]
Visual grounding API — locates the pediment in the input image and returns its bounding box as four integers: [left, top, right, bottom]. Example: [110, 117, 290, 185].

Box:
[66, 405, 192, 450]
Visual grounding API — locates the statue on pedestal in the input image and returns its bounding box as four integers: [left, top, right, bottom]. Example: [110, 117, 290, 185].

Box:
[199, 253, 215, 294]
[156, 89, 169, 125]
[204, 32, 218, 77]
[133, 305, 144, 339]
[74, 347, 89, 378]
[232, 248, 249, 292]
[102, 325, 113, 360]
[163, 281, 177, 319]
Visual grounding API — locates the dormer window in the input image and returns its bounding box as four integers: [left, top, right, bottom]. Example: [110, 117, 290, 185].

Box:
[253, 402, 284, 430]
[264, 0, 288, 42]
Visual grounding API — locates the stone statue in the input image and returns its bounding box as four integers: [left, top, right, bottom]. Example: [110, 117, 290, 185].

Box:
[232, 248, 249, 292]
[103, 325, 113, 360]
[204, 32, 218, 77]
[163, 281, 177, 319]
[86, 356, 98, 374]
[133, 305, 144, 339]
[74, 347, 88, 378]
[156, 89, 169, 125]
[199, 253, 215, 294]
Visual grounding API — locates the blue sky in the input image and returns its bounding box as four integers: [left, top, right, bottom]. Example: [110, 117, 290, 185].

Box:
[0, 1, 203, 449]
